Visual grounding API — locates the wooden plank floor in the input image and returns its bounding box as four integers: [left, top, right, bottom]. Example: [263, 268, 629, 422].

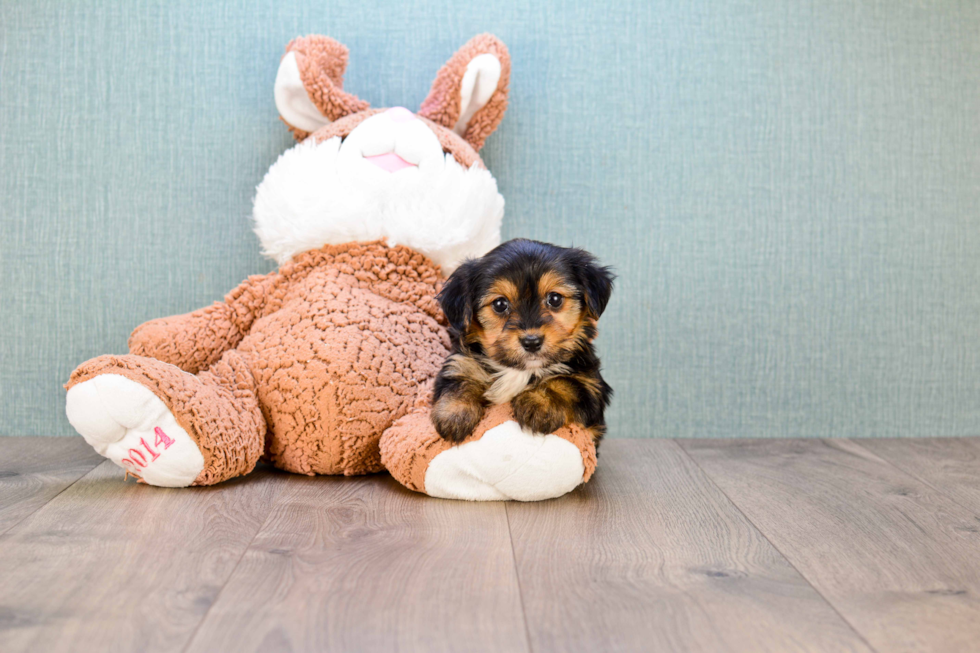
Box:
[1, 437, 978, 652]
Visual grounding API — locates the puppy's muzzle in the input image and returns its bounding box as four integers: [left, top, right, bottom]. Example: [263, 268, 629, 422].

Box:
[519, 334, 544, 353]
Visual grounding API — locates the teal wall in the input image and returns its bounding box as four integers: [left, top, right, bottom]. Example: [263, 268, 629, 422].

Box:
[2, 1, 979, 437]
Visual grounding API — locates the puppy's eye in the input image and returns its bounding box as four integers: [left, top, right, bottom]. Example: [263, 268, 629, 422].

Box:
[546, 292, 564, 309]
[491, 298, 510, 314]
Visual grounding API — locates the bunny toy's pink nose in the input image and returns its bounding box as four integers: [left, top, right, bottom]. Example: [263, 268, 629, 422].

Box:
[364, 152, 415, 173]
[386, 106, 416, 123]
[363, 107, 420, 173]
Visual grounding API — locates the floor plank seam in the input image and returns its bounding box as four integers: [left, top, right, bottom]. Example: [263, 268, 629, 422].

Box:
[672, 440, 881, 653]
[0, 458, 107, 539]
[504, 504, 535, 653]
[179, 476, 285, 653]
[844, 439, 980, 515]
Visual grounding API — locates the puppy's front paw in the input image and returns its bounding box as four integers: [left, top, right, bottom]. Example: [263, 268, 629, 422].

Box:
[512, 390, 568, 435]
[432, 396, 485, 443]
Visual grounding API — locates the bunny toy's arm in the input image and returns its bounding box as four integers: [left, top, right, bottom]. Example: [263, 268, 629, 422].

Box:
[128, 271, 280, 374]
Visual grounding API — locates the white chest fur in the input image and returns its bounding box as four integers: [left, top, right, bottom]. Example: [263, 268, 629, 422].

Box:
[484, 368, 535, 405]
[483, 363, 570, 406]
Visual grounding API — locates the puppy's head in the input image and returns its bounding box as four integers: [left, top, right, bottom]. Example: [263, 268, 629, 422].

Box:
[438, 239, 615, 370]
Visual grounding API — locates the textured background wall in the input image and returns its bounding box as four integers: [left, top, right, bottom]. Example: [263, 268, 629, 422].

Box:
[2, 0, 979, 437]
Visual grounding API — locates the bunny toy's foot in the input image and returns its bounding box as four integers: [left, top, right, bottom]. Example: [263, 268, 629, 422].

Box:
[381, 404, 597, 501]
[66, 353, 266, 487]
[66, 374, 204, 487]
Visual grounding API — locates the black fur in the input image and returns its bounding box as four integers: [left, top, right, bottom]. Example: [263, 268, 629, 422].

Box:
[435, 258, 477, 333]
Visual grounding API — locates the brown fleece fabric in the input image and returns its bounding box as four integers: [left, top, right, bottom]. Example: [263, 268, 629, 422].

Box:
[129, 271, 281, 374]
[241, 242, 448, 476]
[419, 33, 511, 152]
[69, 241, 450, 485]
[381, 393, 597, 495]
[286, 35, 370, 124]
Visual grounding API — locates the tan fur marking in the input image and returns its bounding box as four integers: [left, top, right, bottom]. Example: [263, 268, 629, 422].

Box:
[547, 376, 580, 405]
[433, 394, 482, 416]
[571, 370, 604, 398]
[586, 424, 606, 443]
[536, 271, 586, 356]
[442, 353, 493, 386]
[484, 279, 518, 305]
[473, 279, 517, 351]
[512, 375, 576, 434]
[538, 296, 585, 363]
[431, 393, 485, 442]
[548, 311, 595, 362]
[537, 270, 574, 298]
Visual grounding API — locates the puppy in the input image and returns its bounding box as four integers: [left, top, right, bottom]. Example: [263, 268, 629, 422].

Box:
[432, 238, 614, 444]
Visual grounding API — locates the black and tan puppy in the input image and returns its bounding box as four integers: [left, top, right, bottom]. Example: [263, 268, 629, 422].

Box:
[432, 238, 614, 444]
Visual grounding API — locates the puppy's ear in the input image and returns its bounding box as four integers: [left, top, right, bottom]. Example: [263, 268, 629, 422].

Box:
[437, 260, 478, 332]
[571, 251, 615, 319]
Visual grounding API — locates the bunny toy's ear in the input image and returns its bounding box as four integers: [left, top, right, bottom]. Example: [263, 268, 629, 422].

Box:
[274, 35, 371, 138]
[419, 34, 510, 151]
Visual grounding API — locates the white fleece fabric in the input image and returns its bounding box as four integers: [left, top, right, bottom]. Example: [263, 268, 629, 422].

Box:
[66, 375, 205, 487]
[454, 54, 502, 135]
[253, 112, 504, 275]
[424, 421, 586, 501]
[274, 51, 332, 134]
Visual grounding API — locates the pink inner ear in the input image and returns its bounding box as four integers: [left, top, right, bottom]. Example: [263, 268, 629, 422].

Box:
[364, 152, 416, 173]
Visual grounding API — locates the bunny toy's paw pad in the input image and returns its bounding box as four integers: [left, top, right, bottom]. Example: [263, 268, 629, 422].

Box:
[66, 374, 204, 487]
[424, 420, 585, 501]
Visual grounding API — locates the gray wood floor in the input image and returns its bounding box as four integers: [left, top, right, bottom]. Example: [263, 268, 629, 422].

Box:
[1, 437, 979, 653]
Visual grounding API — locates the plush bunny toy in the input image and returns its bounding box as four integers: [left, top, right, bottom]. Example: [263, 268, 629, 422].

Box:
[65, 35, 597, 500]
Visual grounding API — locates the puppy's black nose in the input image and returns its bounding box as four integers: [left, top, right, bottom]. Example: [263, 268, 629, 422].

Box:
[519, 334, 544, 353]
